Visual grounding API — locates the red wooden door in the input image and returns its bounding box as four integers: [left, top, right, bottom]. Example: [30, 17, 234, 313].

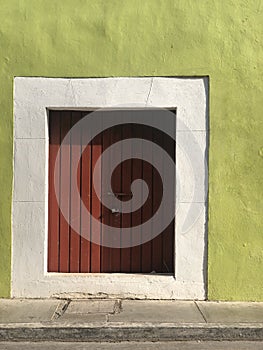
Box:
[48, 110, 175, 273]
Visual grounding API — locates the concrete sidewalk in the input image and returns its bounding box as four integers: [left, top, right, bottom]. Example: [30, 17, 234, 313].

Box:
[0, 299, 262, 342]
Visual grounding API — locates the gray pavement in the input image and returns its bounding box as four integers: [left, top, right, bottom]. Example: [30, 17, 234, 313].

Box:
[0, 341, 263, 349]
[0, 299, 263, 342]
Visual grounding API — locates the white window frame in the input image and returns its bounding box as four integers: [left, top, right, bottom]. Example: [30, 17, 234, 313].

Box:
[12, 77, 208, 299]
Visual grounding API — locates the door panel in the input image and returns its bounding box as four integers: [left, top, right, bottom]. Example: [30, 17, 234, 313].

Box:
[48, 110, 175, 273]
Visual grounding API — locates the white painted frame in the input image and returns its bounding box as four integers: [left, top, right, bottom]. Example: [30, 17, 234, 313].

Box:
[12, 77, 208, 299]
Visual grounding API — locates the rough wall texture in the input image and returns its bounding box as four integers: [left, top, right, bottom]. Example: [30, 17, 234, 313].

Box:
[0, 0, 262, 299]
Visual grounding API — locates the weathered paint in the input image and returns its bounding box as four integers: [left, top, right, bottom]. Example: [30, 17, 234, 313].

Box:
[0, 0, 262, 299]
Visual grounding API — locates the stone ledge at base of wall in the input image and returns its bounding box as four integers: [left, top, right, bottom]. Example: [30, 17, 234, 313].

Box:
[0, 324, 263, 342]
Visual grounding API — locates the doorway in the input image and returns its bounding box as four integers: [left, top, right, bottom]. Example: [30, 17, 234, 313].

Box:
[48, 110, 175, 274]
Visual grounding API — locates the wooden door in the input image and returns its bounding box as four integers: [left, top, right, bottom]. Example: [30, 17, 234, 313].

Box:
[48, 110, 175, 273]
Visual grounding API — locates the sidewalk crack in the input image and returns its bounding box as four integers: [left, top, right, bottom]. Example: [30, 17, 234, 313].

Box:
[112, 299, 122, 314]
[194, 301, 207, 323]
[51, 299, 71, 321]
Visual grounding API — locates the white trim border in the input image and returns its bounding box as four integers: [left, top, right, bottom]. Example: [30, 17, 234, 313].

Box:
[12, 77, 208, 299]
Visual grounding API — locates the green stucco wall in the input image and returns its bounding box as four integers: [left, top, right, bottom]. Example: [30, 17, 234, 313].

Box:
[0, 0, 262, 299]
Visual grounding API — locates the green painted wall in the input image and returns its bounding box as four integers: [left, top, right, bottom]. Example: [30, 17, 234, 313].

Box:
[0, 0, 262, 299]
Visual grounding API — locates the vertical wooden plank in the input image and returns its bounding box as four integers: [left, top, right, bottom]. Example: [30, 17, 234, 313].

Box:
[162, 118, 175, 273]
[59, 111, 71, 272]
[130, 124, 143, 272]
[48, 111, 61, 272]
[101, 124, 112, 272]
[141, 124, 153, 273]
[120, 123, 132, 272]
[109, 124, 122, 272]
[80, 112, 91, 273]
[69, 112, 82, 272]
[90, 116, 102, 272]
[162, 221, 175, 272]
[151, 126, 163, 273]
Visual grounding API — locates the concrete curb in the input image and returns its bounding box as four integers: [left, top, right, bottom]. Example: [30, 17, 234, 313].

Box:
[0, 323, 263, 342]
